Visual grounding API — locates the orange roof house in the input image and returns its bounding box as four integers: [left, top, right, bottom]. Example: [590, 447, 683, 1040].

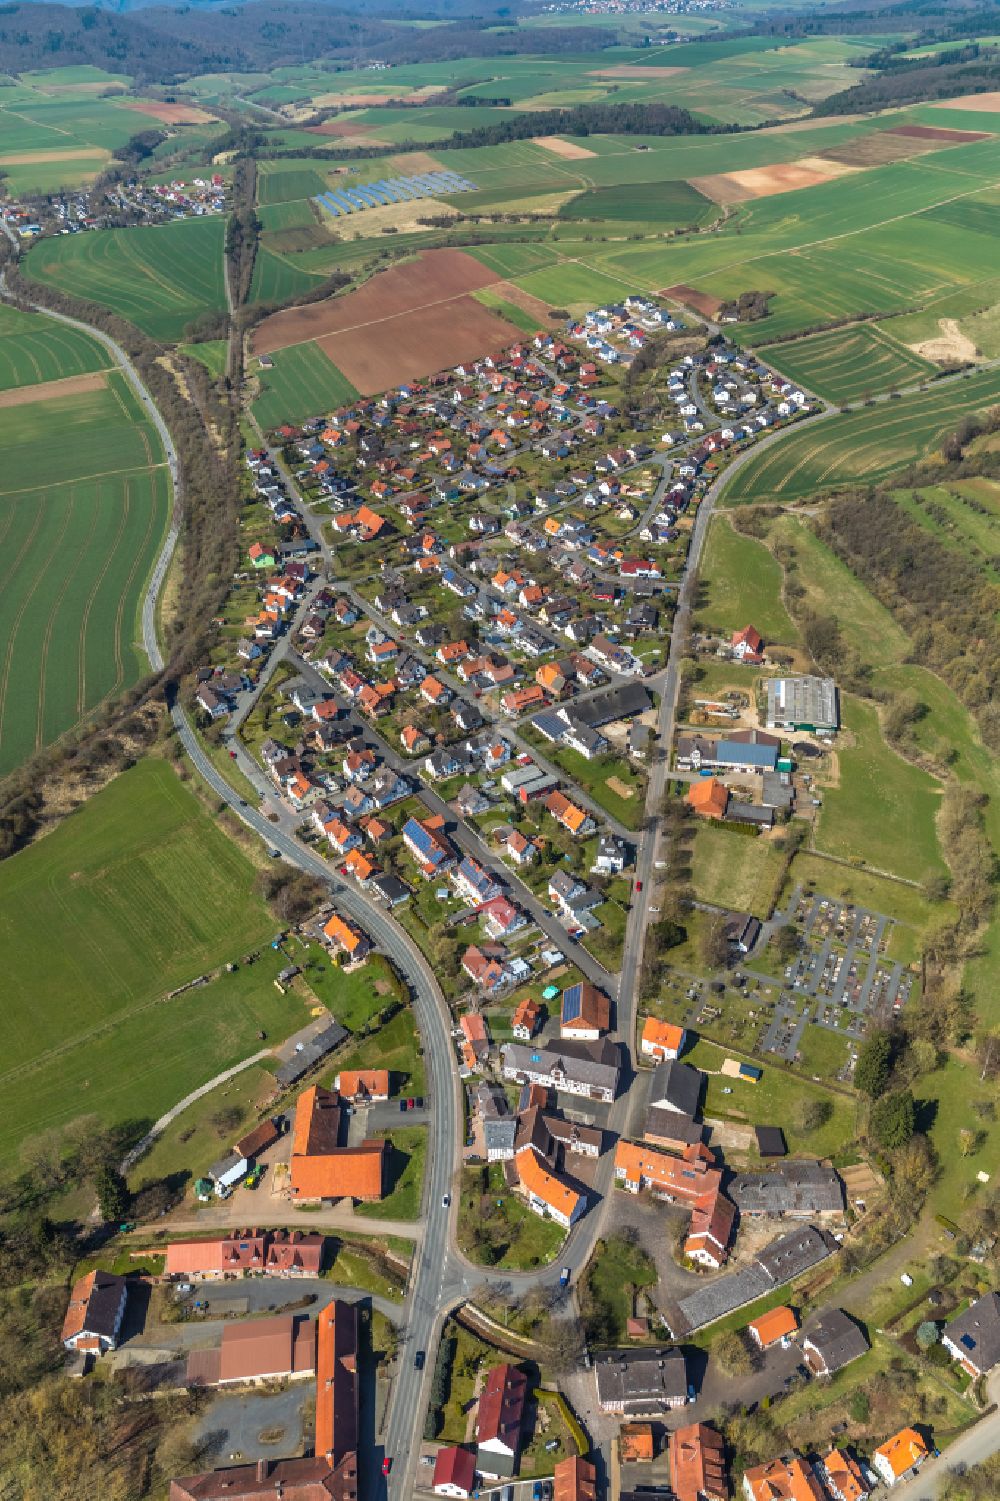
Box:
[353, 504, 386, 539]
[686, 777, 728, 820]
[335, 1070, 390, 1103]
[553, 1456, 596, 1501]
[619, 1424, 655, 1463]
[640, 1018, 686, 1062]
[748, 1306, 799, 1350]
[872, 1429, 928, 1487]
[669, 1423, 726, 1501]
[514, 1145, 584, 1229]
[323, 913, 370, 962]
[342, 850, 376, 885]
[512, 996, 541, 1040]
[821, 1449, 869, 1501]
[290, 1086, 385, 1202]
[743, 1455, 825, 1501]
[544, 789, 591, 834]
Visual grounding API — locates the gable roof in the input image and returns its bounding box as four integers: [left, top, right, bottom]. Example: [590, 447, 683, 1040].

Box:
[944, 1291, 1000, 1373]
[748, 1305, 798, 1348]
[669, 1422, 727, 1501]
[873, 1429, 928, 1479]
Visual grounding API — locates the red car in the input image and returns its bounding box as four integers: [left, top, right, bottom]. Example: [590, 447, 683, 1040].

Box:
[407, 1097, 415, 1110]
[382, 1459, 392, 1476]
[229, 749, 237, 760]
[635, 880, 643, 893]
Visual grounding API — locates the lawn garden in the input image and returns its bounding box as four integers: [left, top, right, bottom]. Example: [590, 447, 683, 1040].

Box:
[696, 515, 799, 643]
[690, 820, 786, 914]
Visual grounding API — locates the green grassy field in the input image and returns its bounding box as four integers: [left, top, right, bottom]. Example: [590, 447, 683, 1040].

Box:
[724, 368, 1000, 502]
[559, 178, 716, 228]
[696, 515, 799, 643]
[474, 287, 546, 334]
[761, 323, 937, 405]
[252, 340, 359, 429]
[0, 760, 302, 1156]
[690, 820, 786, 914]
[357, 1126, 427, 1221]
[685, 1036, 854, 1157]
[256, 161, 331, 206]
[250, 243, 329, 305]
[26, 217, 228, 342]
[0, 301, 110, 391]
[816, 697, 947, 883]
[179, 339, 228, 378]
[0, 370, 170, 776]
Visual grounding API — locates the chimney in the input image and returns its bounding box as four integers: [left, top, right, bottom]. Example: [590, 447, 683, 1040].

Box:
[257, 1460, 269, 1483]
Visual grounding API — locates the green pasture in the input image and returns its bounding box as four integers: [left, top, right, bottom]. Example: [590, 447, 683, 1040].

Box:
[25, 216, 227, 342]
[0, 368, 168, 775]
[252, 340, 359, 430]
[257, 160, 331, 206]
[180, 339, 228, 378]
[558, 178, 716, 228]
[0, 465, 170, 776]
[761, 323, 937, 404]
[258, 197, 319, 232]
[0, 759, 297, 1156]
[0, 372, 163, 492]
[0, 301, 109, 392]
[696, 515, 798, 643]
[250, 243, 328, 305]
[765, 514, 908, 668]
[816, 696, 947, 883]
[0, 78, 181, 191]
[690, 819, 785, 914]
[723, 367, 1000, 502]
[514, 259, 639, 310]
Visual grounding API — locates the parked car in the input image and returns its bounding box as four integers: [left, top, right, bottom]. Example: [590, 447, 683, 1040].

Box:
[414, 1350, 425, 1370]
[382, 1459, 392, 1476]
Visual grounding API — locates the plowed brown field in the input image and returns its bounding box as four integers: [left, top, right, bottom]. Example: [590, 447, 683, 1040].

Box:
[252, 249, 503, 355]
[251, 249, 517, 395]
[318, 296, 519, 394]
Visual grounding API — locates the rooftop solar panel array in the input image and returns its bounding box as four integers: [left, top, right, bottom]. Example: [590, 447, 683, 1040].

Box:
[313, 169, 478, 220]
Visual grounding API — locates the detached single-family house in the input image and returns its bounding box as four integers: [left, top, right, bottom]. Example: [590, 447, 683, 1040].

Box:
[61, 1270, 128, 1354]
[942, 1292, 1000, 1378]
[434, 1447, 477, 1499]
[871, 1430, 928, 1489]
[640, 1018, 686, 1063]
[560, 981, 610, 1040]
[476, 1363, 528, 1478]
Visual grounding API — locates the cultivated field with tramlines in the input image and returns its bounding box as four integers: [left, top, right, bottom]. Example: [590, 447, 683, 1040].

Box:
[25, 215, 227, 341]
[723, 366, 1000, 503]
[760, 322, 937, 405]
[0, 363, 169, 777]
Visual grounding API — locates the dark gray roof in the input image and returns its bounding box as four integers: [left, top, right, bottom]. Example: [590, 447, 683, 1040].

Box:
[754, 1126, 786, 1157]
[648, 1060, 702, 1118]
[502, 1037, 620, 1093]
[274, 1022, 347, 1088]
[756, 1226, 834, 1283]
[484, 1119, 517, 1156]
[372, 873, 412, 905]
[594, 1347, 687, 1410]
[728, 1161, 844, 1216]
[644, 1107, 703, 1148]
[945, 1292, 1000, 1374]
[672, 1226, 834, 1335]
[77, 1271, 127, 1339]
[574, 682, 651, 729]
[802, 1308, 869, 1373]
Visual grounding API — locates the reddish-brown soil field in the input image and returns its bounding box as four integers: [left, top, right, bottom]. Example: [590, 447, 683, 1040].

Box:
[661, 284, 723, 318]
[252, 249, 503, 355]
[121, 100, 217, 125]
[886, 123, 990, 142]
[317, 295, 520, 394]
[929, 92, 1000, 113]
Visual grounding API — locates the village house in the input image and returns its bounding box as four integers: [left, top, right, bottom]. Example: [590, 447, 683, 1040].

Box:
[670, 1423, 727, 1501]
[476, 1363, 528, 1478]
[165, 1229, 324, 1281]
[61, 1270, 128, 1354]
[640, 1018, 686, 1062]
[871, 1430, 928, 1488]
[942, 1291, 1000, 1378]
[323, 912, 371, 966]
[742, 1454, 825, 1501]
[512, 995, 541, 1040]
[560, 981, 610, 1040]
[553, 1455, 597, 1501]
[747, 1306, 798, 1351]
[433, 1447, 477, 1499]
[288, 1086, 385, 1204]
[502, 1038, 620, 1103]
[594, 1347, 689, 1414]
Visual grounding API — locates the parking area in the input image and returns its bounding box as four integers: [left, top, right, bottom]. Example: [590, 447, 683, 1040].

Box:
[192, 1386, 310, 1465]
